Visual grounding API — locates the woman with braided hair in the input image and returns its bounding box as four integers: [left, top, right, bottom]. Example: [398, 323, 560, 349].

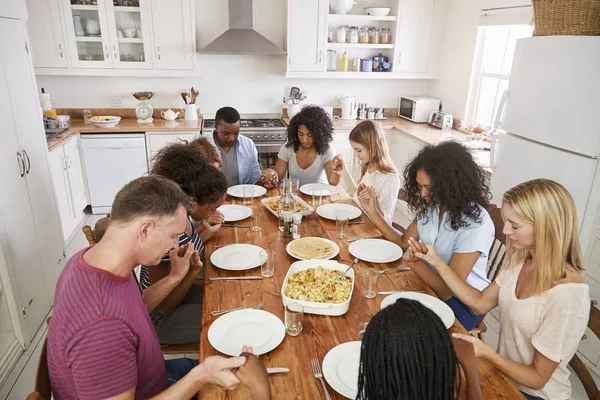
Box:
[357, 298, 482, 400]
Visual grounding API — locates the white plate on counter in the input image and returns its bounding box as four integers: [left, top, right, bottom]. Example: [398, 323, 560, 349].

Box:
[285, 237, 340, 261]
[380, 292, 455, 329]
[217, 204, 252, 222]
[208, 309, 285, 356]
[227, 184, 267, 198]
[210, 244, 264, 271]
[348, 239, 403, 263]
[322, 341, 362, 399]
[300, 183, 339, 196]
[316, 203, 362, 220]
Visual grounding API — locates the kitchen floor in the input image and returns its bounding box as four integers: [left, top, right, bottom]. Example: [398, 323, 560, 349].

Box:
[0, 213, 598, 399]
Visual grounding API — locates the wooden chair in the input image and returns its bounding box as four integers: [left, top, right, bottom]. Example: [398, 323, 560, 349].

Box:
[25, 337, 51, 400]
[569, 303, 600, 400]
[469, 204, 507, 341]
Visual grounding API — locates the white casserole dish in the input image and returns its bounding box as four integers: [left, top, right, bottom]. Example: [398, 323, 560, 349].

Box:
[281, 259, 355, 316]
[261, 195, 314, 218]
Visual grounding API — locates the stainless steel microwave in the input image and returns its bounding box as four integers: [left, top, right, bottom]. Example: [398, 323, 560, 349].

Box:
[398, 96, 441, 123]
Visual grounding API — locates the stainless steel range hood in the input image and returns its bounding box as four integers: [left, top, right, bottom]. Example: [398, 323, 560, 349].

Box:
[199, 0, 286, 55]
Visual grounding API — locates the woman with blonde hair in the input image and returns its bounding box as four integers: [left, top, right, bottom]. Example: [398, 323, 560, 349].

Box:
[333, 120, 400, 223]
[408, 178, 590, 400]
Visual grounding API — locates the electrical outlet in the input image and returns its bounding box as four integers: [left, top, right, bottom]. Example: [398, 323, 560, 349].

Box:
[110, 95, 123, 107]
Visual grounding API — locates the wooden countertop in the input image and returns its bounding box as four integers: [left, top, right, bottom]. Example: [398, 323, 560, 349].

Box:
[282, 116, 492, 175]
[199, 187, 522, 399]
[47, 118, 203, 152]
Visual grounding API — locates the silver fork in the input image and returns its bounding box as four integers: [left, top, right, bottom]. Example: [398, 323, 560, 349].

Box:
[377, 267, 411, 275]
[213, 241, 251, 248]
[311, 359, 332, 400]
[210, 302, 264, 316]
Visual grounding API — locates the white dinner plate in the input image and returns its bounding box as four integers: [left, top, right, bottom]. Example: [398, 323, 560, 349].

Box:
[300, 183, 339, 196]
[227, 184, 267, 198]
[316, 203, 362, 220]
[208, 309, 285, 356]
[348, 239, 403, 263]
[210, 244, 264, 271]
[217, 205, 252, 222]
[285, 237, 340, 261]
[323, 341, 362, 399]
[380, 292, 455, 329]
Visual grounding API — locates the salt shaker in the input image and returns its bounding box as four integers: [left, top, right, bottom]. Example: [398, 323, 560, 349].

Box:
[367, 108, 375, 120]
[283, 212, 294, 237]
[292, 213, 302, 239]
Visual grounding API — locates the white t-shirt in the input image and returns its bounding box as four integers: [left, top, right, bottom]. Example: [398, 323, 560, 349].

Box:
[277, 144, 336, 186]
[496, 263, 590, 400]
[353, 170, 400, 224]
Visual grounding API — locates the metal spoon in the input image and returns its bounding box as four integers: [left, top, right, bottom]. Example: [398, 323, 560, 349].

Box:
[337, 258, 358, 282]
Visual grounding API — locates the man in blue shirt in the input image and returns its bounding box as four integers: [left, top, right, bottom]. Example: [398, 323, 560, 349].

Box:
[207, 107, 277, 187]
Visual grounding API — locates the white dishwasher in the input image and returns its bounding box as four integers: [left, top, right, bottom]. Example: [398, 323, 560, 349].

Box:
[81, 133, 148, 214]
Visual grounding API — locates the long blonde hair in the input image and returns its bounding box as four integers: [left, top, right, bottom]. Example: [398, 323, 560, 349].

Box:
[349, 120, 397, 178]
[502, 179, 584, 295]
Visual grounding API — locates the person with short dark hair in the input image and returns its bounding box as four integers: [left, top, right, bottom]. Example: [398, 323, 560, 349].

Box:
[206, 106, 277, 187]
[357, 298, 482, 400]
[274, 105, 341, 186]
[358, 141, 494, 330]
[189, 135, 222, 168]
[47, 176, 260, 399]
[142, 143, 228, 345]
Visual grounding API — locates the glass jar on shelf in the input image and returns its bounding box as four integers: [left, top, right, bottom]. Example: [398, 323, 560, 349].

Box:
[369, 27, 379, 44]
[349, 26, 359, 44]
[328, 26, 334, 43]
[327, 50, 338, 71]
[380, 28, 392, 44]
[359, 27, 369, 44]
[336, 26, 348, 43]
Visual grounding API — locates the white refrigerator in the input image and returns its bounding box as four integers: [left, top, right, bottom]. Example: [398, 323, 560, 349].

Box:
[490, 36, 600, 254]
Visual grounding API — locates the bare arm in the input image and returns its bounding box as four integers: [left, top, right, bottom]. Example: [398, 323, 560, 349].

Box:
[410, 241, 500, 315]
[358, 186, 410, 248]
[198, 210, 224, 243]
[335, 162, 358, 195]
[324, 160, 341, 186]
[452, 337, 483, 400]
[454, 333, 559, 391]
[274, 158, 288, 183]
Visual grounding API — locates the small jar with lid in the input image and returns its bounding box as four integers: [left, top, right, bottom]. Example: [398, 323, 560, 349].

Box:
[327, 50, 338, 71]
[349, 26, 359, 44]
[336, 26, 348, 43]
[379, 28, 391, 44]
[328, 26, 334, 43]
[359, 27, 369, 44]
[369, 27, 379, 44]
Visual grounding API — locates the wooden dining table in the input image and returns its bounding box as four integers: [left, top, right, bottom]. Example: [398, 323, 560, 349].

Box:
[199, 187, 524, 399]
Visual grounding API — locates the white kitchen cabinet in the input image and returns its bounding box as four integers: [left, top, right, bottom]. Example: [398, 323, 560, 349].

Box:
[393, 0, 435, 73]
[287, 0, 327, 72]
[0, 17, 63, 348]
[48, 136, 88, 240]
[146, 131, 199, 165]
[150, 0, 194, 70]
[26, 0, 69, 68]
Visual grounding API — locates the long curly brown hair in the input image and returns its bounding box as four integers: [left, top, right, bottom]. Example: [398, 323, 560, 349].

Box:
[285, 105, 334, 154]
[404, 141, 491, 230]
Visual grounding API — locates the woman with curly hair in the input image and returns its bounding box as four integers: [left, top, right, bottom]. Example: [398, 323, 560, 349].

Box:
[358, 141, 494, 330]
[334, 120, 400, 224]
[274, 105, 341, 186]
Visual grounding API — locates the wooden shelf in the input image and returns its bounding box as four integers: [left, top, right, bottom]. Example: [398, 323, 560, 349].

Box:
[114, 6, 140, 12]
[327, 43, 394, 50]
[328, 14, 397, 22]
[75, 36, 102, 42]
[71, 4, 98, 11]
[118, 37, 143, 43]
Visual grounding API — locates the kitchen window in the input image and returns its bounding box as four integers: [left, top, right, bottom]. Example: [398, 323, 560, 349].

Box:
[465, 8, 533, 131]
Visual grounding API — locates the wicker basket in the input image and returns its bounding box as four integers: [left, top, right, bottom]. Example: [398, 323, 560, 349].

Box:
[532, 0, 600, 36]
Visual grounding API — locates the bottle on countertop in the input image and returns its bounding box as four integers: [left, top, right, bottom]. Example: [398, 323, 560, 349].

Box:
[340, 52, 348, 72]
[40, 88, 57, 120]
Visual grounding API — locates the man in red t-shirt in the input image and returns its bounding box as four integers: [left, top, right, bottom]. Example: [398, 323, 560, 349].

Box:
[47, 176, 270, 399]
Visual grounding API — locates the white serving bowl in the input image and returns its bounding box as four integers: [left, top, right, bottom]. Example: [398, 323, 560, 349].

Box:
[364, 7, 391, 16]
[281, 259, 354, 316]
[89, 116, 121, 128]
[330, 0, 355, 14]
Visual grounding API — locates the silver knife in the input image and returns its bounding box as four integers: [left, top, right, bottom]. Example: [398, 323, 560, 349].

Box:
[267, 368, 289, 374]
[346, 235, 384, 242]
[348, 220, 366, 225]
[209, 276, 263, 281]
[222, 224, 251, 228]
[378, 290, 426, 295]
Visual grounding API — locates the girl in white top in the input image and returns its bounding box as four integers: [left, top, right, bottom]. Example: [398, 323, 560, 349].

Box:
[408, 179, 590, 400]
[333, 120, 400, 224]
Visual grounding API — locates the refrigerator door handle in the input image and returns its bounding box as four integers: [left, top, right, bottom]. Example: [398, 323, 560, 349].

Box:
[490, 132, 500, 170]
[494, 89, 509, 129]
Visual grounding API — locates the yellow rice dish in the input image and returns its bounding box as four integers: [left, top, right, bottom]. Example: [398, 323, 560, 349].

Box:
[91, 116, 118, 122]
[285, 266, 352, 304]
[266, 198, 309, 213]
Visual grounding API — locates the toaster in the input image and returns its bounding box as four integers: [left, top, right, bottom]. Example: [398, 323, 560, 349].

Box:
[429, 111, 453, 129]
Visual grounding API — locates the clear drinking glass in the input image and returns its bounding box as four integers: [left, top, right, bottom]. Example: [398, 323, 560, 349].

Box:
[82, 109, 92, 124]
[356, 310, 372, 340]
[336, 215, 349, 238]
[260, 249, 275, 277]
[243, 185, 253, 206]
[361, 268, 379, 298]
[312, 189, 323, 207]
[285, 303, 303, 336]
[291, 178, 300, 196]
[252, 204, 261, 232]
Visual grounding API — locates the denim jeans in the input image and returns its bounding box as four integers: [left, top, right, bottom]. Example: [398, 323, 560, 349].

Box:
[520, 391, 544, 400]
[445, 296, 484, 331]
[165, 357, 199, 386]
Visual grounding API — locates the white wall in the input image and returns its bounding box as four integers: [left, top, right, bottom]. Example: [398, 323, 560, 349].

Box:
[35, 0, 428, 114]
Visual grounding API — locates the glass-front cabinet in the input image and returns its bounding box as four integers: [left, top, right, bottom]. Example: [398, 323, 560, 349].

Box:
[61, 0, 153, 69]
